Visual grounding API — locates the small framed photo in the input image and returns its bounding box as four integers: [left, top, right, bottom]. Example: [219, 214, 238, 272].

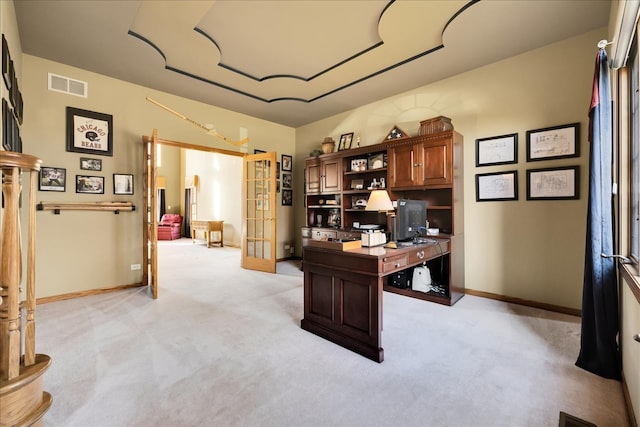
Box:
[113, 173, 134, 195]
[339, 132, 354, 151]
[80, 157, 102, 171]
[351, 179, 364, 190]
[526, 166, 579, 200]
[66, 107, 113, 156]
[526, 123, 579, 161]
[351, 158, 367, 172]
[476, 133, 518, 167]
[282, 189, 293, 206]
[368, 153, 386, 169]
[475, 170, 518, 202]
[281, 154, 292, 172]
[39, 167, 66, 192]
[282, 173, 292, 189]
[276, 161, 281, 179]
[76, 175, 104, 194]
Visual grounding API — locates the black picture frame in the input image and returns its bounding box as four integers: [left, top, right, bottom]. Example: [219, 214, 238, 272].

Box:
[281, 154, 292, 172]
[282, 189, 293, 206]
[526, 122, 579, 161]
[475, 170, 518, 202]
[80, 157, 102, 171]
[475, 133, 518, 167]
[113, 173, 134, 195]
[282, 173, 292, 189]
[276, 161, 281, 179]
[2, 34, 10, 90]
[39, 167, 66, 192]
[66, 107, 113, 156]
[8, 59, 15, 107]
[76, 175, 105, 194]
[2, 98, 11, 151]
[526, 166, 579, 200]
[339, 132, 354, 151]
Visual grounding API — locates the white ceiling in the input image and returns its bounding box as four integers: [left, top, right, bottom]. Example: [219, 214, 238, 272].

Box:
[14, 0, 610, 128]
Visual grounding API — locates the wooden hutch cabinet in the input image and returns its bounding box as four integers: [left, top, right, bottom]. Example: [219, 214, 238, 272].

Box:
[303, 116, 464, 307]
[388, 135, 457, 189]
[305, 155, 341, 194]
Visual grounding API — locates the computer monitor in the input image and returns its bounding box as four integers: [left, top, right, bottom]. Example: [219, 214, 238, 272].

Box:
[395, 199, 427, 242]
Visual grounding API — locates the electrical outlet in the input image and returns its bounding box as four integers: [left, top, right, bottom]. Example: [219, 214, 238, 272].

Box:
[130, 264, 141, 271]
[284, 244, 291, 250]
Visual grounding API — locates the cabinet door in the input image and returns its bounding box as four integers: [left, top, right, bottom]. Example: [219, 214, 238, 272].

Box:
[421, 139, 451, 187]
[388, 143, 420, 188]
[322, 158, 342, 193]
[306, 159, 321, 194]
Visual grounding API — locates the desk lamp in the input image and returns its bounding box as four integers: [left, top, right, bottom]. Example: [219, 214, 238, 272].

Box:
[365, 189, 397, 249]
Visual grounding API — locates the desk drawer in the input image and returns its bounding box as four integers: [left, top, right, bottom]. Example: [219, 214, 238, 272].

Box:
[381, 254, 408, 273]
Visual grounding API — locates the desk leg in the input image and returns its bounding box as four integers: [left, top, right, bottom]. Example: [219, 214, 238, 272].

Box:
[191, 230, 196, 244]
[205, 231, 211, 248]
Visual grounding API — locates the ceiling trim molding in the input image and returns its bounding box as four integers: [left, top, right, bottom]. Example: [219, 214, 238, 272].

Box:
[129, 0, 480, 105]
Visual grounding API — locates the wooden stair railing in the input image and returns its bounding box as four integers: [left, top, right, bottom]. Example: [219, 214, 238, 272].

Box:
[0, 151, 52, 427]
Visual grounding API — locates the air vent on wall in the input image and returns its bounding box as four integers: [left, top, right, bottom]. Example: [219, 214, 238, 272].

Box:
[48, 73, 87, 97]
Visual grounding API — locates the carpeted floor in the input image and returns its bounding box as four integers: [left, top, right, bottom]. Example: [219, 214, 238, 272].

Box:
[35, 238, 630, 426]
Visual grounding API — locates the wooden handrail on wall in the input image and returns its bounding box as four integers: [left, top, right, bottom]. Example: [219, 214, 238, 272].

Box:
[37, 201, 136, 214]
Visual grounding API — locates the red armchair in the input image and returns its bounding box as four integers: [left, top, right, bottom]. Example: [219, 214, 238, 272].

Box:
[157, 214, 183, 240]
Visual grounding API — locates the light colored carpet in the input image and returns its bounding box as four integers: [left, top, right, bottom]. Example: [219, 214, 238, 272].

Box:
[35, 238, 629, 426]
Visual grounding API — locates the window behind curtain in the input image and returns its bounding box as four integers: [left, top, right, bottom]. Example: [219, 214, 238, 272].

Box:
[629, 35, 639, 263]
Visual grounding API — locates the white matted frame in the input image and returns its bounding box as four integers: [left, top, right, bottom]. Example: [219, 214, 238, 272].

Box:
[113, 173, 134, 195]
[526, 122, 579, 161]
[526, 166, 579, 200]
[475, 133, 518, 167]
[475, 170, 518, 202]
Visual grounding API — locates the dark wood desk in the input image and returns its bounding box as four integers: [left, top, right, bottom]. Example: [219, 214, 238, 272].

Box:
[301, 240, 452, 363]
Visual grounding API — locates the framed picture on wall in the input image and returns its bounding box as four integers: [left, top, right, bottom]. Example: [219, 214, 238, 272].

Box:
[475, 170, 518, 202]
[282, 189, 293, 206]
[76, 175, 104, 194]
[475, 133, 518, 167]
[282, 173, 292, 189]
[80, 157, 102, 171]
[526, 166, 579, 200]
[66, 107, 113, 156]
[2, 35, 10, 90]
[113, 173, 134, 195]
[39, 167, 66, 192]
[526, 123, 579, 161]
[281, 154, 292, 171]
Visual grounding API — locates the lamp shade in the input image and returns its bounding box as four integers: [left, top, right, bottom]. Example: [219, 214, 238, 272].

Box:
[365, 190, 394, 212]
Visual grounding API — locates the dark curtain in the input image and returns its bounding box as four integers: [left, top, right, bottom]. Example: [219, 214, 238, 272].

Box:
[158, 189, 166, 220]
[184, 189, 191, 238]
[575, 48, 621, 380]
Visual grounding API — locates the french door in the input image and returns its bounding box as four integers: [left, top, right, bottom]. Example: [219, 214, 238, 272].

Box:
[142, 129, 158, 298]
[242, 152, 277, 273]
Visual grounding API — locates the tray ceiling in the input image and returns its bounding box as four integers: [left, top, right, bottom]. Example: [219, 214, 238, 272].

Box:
[14, 0, 610, 127]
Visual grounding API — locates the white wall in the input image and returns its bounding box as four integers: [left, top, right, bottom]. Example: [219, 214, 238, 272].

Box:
[295, 28, 606, 310]
[185, 150, 242, 247]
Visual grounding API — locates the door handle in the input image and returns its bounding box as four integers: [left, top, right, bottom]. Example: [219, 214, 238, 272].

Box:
[634, 334, 640, 343]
